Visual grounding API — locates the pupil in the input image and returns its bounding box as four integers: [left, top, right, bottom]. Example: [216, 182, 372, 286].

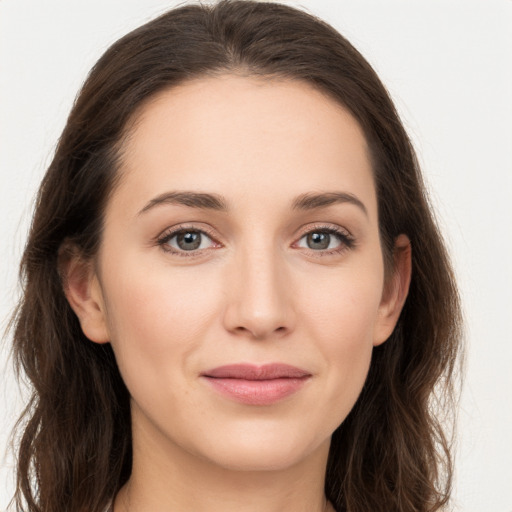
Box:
[177, 231, 201, 250]
[307, 232, 330, 250]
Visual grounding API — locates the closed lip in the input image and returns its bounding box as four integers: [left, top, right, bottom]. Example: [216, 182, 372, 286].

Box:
[201, 363, 311, 380]
[200, 363, 312, 405]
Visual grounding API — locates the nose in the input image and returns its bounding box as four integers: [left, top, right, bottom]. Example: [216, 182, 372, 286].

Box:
[222, 244, 296, 340]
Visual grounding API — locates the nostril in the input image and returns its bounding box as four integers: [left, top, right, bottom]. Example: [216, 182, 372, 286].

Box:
[231, 324, 287, 339]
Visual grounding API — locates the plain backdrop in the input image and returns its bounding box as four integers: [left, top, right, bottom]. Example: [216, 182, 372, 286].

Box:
[1, 1, 511, 511]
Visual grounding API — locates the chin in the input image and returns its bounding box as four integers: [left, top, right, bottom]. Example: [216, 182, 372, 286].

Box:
[192, 423, 330, 472]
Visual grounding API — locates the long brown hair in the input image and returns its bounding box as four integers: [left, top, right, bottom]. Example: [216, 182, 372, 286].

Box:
[10, 1, 462, 511]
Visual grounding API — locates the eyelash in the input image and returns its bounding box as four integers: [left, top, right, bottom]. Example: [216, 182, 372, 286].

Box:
[295, 224, 356, 256]
[155, 224, 355, 258]
[156, 224, 220, 258]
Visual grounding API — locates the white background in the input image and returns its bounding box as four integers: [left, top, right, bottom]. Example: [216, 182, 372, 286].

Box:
[1, 1, 511, 511]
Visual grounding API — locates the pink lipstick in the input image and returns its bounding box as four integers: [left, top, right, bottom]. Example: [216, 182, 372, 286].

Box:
[201, 363, 311, 405]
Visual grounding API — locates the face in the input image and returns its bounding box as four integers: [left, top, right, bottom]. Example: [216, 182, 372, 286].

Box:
[68, 75, 407, 473]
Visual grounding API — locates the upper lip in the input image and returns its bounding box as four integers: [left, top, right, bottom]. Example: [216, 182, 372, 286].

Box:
[201, 363, 311, 380]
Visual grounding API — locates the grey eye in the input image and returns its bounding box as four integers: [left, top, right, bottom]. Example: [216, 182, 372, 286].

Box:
[167, 230, 214, 251]
[307, 232, 329, 250]
[176, 231, 202, 250]
[297, 231, 342, 251]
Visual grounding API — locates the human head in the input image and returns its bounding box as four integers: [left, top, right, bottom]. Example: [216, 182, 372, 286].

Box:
[12, 2, 461, 511]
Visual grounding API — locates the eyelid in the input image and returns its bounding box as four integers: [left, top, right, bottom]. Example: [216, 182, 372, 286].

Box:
[153, 221, 356, 258]
[292, 223, 356, 254]
[155, 224, 222, 256]
[294, 222, 353, 239]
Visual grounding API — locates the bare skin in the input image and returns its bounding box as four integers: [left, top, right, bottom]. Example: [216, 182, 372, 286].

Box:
[64, 75, 410, 512]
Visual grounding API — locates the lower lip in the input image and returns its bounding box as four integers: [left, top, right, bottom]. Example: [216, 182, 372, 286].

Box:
[202, 377, 310, 405]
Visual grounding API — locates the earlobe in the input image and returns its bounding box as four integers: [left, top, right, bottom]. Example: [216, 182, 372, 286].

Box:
[373, 234, 412, 346]
[59, 244, 110, 344]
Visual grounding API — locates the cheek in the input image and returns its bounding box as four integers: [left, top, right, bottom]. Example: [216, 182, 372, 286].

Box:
[297, 264, 383, 417]
[100, 255, 221, 384]
[299, 262, 383, 346]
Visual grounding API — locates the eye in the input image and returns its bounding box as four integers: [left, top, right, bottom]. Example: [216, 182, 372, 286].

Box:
[295, 227, 354, 253]
[158, 228, 217, 253]
[298, 231, 339, 250]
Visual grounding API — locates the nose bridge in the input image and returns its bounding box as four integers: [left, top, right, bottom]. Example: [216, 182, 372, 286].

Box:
[223, 234, 294, 339]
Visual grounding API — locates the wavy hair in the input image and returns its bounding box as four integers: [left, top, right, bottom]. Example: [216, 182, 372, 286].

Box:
[10, 1, 462, 511]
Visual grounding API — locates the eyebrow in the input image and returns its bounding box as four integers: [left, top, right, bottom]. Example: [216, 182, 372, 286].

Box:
[137, 191, 229, 216]
[137, 190, 367, 217]
[292, 192, 368, 216]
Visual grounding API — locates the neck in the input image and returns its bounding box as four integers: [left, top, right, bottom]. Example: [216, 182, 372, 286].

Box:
[114, 412, 334, 512]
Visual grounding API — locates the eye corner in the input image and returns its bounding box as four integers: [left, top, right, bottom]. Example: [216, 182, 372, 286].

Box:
[292, 224, 356, 256]
[155, 224, 222, 257]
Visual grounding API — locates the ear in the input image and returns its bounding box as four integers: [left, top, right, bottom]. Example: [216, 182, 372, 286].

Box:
[373, 234, 412, 346]
[59, 243, 110, 344]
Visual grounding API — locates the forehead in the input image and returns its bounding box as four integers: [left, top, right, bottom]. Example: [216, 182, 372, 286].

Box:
[113, 74, 376, 217]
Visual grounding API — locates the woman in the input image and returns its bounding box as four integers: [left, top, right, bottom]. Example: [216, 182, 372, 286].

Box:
[9, 1, 462, 511]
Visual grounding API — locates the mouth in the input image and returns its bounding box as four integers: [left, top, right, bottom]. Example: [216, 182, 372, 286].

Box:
[200, 363, 312, 405]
